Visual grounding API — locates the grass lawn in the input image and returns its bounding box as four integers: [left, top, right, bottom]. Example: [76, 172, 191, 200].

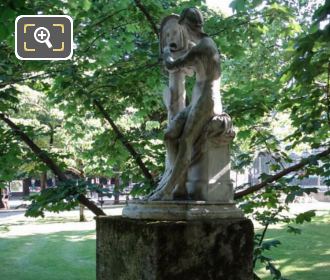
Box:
[0, 209, 329, 280]
[0, 213, 97, 280]
[255, 211, 330, 279]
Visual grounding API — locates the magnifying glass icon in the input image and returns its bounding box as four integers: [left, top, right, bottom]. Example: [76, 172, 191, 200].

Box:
[34, 27, 53, 48]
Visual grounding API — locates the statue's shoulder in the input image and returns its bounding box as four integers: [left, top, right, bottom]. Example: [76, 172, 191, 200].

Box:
[204, 36, 217, 46]
[198, 37, 218, 53]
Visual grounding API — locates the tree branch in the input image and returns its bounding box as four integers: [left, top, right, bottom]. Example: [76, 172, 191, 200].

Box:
[210, 19, 251, 37]
[134, 0, 159, 38]
[0, 73, 53, 88]
[234, 147, 330, 199]
[0, 113, 106, 216]
[92, 99, 155, 186]
[90, 8, 128, 28]
[0, 114, 66, 180]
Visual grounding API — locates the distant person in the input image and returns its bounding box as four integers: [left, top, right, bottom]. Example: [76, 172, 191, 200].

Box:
[2, 188, 10, 210]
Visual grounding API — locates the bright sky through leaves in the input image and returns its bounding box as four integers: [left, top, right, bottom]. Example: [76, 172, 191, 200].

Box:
[206, 0, 233, 15]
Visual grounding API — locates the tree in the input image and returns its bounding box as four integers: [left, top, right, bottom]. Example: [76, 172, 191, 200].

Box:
[1, 0, 330, 277]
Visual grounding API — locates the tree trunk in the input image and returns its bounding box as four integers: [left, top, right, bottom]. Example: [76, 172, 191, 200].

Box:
[22, 178, 30, 197]
[40, 172, 47, 191]
[79, 204, 86, 222]
[0, 189, 4, 208]
[114, 177, 120, 205]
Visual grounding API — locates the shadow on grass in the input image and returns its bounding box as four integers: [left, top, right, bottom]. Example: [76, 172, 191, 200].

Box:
[255, 213, 330, 280]
[0, 230, 96, 280]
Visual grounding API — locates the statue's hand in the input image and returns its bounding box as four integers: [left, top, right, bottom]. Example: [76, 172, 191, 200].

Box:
[187, 41, 196, 49]
[165, 57, 177, 70]
[163, 46, 177, 70]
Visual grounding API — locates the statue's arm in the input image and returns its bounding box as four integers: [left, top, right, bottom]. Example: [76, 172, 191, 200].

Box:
[163, 43, 202, 70]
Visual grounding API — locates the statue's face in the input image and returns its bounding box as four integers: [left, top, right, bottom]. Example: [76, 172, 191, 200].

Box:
[161, 17, 186, 55]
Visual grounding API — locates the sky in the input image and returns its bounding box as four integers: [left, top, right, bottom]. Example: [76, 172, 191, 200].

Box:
[206, 0, 233, 15]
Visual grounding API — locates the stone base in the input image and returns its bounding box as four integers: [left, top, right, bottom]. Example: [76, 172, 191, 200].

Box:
[96, 216, 254, 280]
[122, 200, 243, 220]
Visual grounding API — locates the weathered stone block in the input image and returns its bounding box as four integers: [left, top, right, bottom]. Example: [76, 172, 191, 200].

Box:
[96, 216, 254, 280]
[186, 116, 235, 202]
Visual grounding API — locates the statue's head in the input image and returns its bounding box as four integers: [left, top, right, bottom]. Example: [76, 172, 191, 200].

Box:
[160, 15, 188, 55]
[178, 7, 207, 37]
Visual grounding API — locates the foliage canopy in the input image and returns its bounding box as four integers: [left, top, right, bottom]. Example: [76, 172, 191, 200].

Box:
[1, 0, 330, 277]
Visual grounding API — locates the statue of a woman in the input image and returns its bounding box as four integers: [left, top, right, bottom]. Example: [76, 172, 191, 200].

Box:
[149, 8, 223, 200]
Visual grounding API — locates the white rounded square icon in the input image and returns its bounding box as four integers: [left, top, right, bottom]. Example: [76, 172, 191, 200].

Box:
[15, 15, 73, 60]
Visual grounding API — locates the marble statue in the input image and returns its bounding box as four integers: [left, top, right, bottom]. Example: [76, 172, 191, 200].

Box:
[123, 8, 242, 220]
[148, 7, 233, 201]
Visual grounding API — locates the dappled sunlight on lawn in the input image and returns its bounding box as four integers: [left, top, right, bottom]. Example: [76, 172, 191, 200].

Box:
[0, 207, 122, 237]
[1, 220, 95, 237]
[255, 212, 330, 280]
[0, 207, 124, 280]
[66, 233, 96, 242]
[0, 207, 122, 279]
[0, 230, 97, 280]
[253, 202, 330, 230]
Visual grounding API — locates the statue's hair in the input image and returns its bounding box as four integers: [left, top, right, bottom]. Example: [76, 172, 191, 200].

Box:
[159, 14, 187, 55]
[178, 7, 207, 36]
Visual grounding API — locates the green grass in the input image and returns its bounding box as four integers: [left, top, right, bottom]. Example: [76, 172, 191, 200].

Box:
[0, 219, 96, 280]
[0, 212, 329, 280]
[255, 212, 330, 279]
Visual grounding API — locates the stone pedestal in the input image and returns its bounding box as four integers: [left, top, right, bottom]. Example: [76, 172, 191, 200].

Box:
[186, 114, 235, 201]
[122, 201, 243, 220]
[96, 216, 254, 280]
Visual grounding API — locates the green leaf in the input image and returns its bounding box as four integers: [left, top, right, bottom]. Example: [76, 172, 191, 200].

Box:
[285, 188, 318, 203]
[261, 239, 281, 250]
[229, 0, 246, 12]
[82, 0, 92, 11]
[295, 210, 316, 224]
[237, 130, 251, 139]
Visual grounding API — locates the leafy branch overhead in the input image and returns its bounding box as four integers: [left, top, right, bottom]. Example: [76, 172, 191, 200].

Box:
[0, 113, 105, 216]
[0, 1, 329, 222]
[0, 2, 329, 279]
